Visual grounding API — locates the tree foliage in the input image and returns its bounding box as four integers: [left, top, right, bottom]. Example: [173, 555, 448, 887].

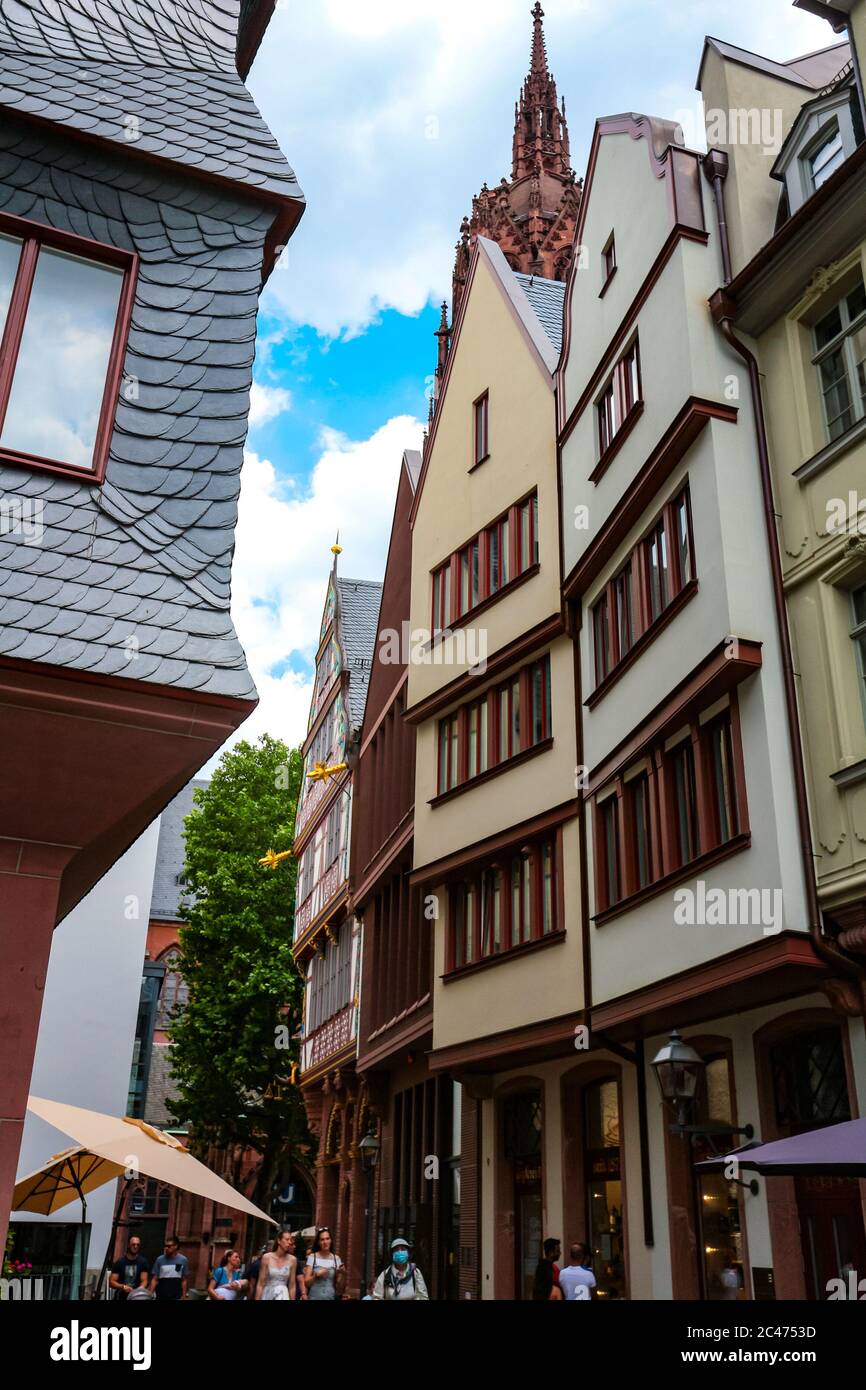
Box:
[167, 735, 310, 1201]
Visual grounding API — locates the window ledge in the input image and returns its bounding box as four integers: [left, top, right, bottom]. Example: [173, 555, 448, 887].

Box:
[586, 580, 699, 710]
[589, 400, 645, 485]
[592, 831, 751, 926]
[443, 927, 566, 983]
[831, 757, 866, 789]
[0, 446, 103, 485]
[468, 452, 491, 474]
[599, 266, 618, 300]
[794, 413, 866, 484]
[430, 736, 554, 807]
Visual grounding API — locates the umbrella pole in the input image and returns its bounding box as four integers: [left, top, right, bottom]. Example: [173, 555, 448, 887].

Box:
[95, 1176, 133, 1302]
[65, 1161, 90, 1301]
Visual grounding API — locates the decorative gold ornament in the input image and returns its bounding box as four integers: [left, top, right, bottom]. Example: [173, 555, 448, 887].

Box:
[259, 848, 293, 871]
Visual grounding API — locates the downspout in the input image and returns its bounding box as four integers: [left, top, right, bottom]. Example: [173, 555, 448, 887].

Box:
[703, 150, 866, 998]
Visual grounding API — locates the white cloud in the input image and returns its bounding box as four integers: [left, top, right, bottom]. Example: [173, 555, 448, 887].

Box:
[248, 381, 293, 428]
[227, 414, 425, 752]
[251, 0, 832, 339]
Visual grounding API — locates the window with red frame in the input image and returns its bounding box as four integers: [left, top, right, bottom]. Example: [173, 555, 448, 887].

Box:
[591, 485, 695, 689]
[435, 491, 539, 627]
[0, 216, 136, 478]
[595, 336, 642, 460]
[436, 654, 551, 795]
[593, 705, 746, 914]
[602, 233, 616, 287]
[449, 835, 560, 969]
[474, 392, 489, 466]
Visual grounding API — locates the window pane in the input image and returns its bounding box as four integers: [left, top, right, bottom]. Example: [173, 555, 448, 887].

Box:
[853, 584, 866, 628]
[0, 233, 22, 337]
[511, 859, 521, 948]
[820, 348, 853, 438]
[542, 842, 554, 934]
[709, 717, 738, 845]
[847, 282, 866, 323]
[460, 550, 470, 616]
[676, 493, 692, 586]
[815, 304, 843, 352]
[532, 664, 544, 744]
[673, 741, 699, 865]
[490, 526, 500, 593]
[615, 566, 633, 656]
[471, 539, 480, 607]
[810, 127, 844, 188]
[633, 777, 649, 890]
[2, 246, 123, 469]
[443, 566, 451, 627]
[501, 516, 511, 585]
[449, 719, 458, 789]
[511, 678, 520, 754]
[499, 688, 509, 761]
[521, 502, 530, 574]
[469, 704, 478, 776]
[532, 494, 539, 565]
[479, 700, 488, 772]
[603, 799, 619, 905]
[522, 855, 531, 941]
[465, 885, 476, 964]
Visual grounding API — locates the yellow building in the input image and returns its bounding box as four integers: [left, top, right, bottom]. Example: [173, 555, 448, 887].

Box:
[406, 233, 582, 1300]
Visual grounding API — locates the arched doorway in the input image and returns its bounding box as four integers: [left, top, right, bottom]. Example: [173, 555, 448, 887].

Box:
[562, 1063, 627, 1299]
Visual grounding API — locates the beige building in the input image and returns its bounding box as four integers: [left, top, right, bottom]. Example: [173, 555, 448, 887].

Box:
[406, 234, 581, 1300]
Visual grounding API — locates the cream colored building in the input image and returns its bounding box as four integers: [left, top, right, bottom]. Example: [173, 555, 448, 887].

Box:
[406, 235, 581, 1299]
[555, 17, 866, 1294]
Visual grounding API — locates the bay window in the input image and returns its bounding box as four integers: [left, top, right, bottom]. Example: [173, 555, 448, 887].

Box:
[590, 484, 695, 693]
[0, 214, 137, 479]
[448, 833, 562, 971]
[435, 654, 551, 796]
[593, 701, 748, 918]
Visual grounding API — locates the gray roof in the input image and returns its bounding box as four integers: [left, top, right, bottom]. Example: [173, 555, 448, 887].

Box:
[0, 2, 302, 203]
[700, 36, 850, 92]
[404, 448, 422, 493]
[337, 577, 383, 731]
[515, 273, 566, 355]
[150, 776, 208, 921]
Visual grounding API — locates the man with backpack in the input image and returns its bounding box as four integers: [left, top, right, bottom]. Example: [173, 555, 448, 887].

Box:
[372, 1237, 429, 1300]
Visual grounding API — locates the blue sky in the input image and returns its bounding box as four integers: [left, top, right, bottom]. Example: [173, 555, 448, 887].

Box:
[227, 0, 835, 750]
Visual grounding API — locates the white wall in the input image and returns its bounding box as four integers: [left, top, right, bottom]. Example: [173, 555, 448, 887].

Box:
[13, 819, 160, 1283]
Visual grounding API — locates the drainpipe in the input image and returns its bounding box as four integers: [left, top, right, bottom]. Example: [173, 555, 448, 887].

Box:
[703, 152, 866, 998]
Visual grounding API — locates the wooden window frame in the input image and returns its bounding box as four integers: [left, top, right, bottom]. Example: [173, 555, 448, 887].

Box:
[0, 209, 139, 484]
[591, 697, 750, 923]
[473, 390, 490, 469]
[594, 335, 642, 466]
[600, 232, 617, 297]
[446, 830, 563, 975]
[590, 483, 696, 694]
[433, 654, 551, 802]
[430, 489, 538, 632]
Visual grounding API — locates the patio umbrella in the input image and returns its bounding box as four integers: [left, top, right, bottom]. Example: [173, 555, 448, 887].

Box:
[13, 1146, 128, 1298]
[695, 1116, 866, 1178]
[25, 1095, 277, 1296]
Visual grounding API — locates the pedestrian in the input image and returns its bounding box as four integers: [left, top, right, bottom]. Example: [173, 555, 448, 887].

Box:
[148, 1235, 189, 1301]
[108, 1234, 149, 1301]
[558, 1243, 597, 1301]
[244, 1243, 269, 1300]
[256, 1229, 297, 1301]
[361, 1279, 376, 1300]
[543, 1236, 562, 1290]
[208, 1249, 247, 1301]
[371, 1236, 429, 1300]
[532, 1258, 563, 1300]
[303, 1226, 345, 1300]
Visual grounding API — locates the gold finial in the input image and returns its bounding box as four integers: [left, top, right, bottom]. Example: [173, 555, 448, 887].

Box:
[331, 530, 343, 558]
[307, 761, 348, 784]
[259, 848, 294, 871]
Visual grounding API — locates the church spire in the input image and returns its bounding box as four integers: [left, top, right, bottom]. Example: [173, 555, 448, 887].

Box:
[450, 4, 580, 323]
[530, 2, 548, 76]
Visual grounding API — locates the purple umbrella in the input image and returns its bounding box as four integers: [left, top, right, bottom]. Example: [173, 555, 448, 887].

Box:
[694, 1117, 866, 1178]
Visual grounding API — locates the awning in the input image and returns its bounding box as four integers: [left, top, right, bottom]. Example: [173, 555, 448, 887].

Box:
[695, 1117, 866, 1178]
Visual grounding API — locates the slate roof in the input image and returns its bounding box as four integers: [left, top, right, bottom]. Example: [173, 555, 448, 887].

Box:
[514, 272, 566, 356]
[0, 1, 303, 206]
[150, 775, 208, 922]
[337, 577, 383, 731]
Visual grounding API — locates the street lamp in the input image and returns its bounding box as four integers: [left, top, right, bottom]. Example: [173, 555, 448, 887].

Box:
[651, 1031, 757, 1186]
[359, 1129, 380, 1295]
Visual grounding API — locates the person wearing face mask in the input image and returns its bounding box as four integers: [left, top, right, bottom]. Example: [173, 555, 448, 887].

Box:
[372, 1237, 429, 1300]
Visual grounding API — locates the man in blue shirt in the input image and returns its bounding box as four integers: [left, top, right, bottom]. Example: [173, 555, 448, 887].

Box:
[148, 1236, 189, 1301]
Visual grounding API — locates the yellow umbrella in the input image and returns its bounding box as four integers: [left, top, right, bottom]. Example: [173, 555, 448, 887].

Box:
[25, 1096, 277, 1297]
[14, 1146, 126, 1215]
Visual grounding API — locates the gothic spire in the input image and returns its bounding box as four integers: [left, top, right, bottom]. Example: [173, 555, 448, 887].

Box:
[530, 2, 548, 76]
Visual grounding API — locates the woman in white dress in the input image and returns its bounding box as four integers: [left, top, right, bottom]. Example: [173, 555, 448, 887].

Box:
[256, 1230, 297, 1301]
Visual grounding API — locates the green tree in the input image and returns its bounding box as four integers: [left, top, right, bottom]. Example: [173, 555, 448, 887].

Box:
[167, 734, 310, 1230]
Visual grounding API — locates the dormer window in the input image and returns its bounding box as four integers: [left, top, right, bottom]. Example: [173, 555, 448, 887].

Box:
[807, 122, 844, 191]
[812, 279, 866, 442]
[0, 214, 137, 482]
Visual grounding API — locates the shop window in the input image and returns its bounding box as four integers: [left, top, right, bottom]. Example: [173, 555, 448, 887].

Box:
[769, 1028, 851, 1136]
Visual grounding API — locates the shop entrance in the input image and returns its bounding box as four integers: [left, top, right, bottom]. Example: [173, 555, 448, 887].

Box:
[797, 1176, 866, 1300]
[502, 1088, 543, 1300]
